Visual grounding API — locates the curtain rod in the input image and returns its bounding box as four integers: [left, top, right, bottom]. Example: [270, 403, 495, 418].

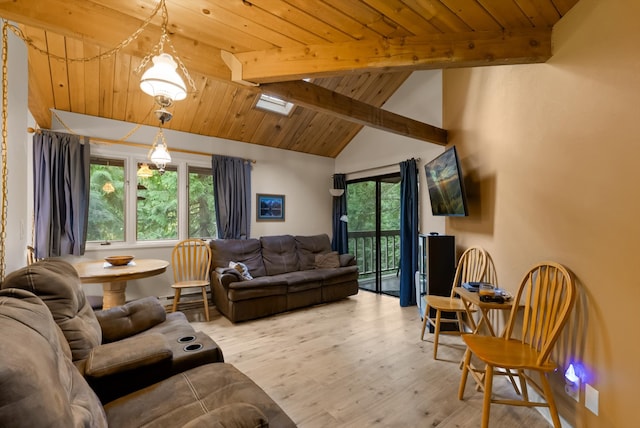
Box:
[27, 127, 257, 164]
[338, 158, 421, 176]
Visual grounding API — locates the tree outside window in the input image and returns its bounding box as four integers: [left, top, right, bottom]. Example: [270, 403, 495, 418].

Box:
[188, 166, 216, 239]
[137, 164, 178, 240]
[88, 157, 125, 242]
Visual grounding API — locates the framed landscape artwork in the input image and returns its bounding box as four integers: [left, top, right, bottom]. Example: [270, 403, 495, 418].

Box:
[256, 193, 285, 221]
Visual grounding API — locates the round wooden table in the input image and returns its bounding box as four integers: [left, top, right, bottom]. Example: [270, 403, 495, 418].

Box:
[73, 258, 169, 309]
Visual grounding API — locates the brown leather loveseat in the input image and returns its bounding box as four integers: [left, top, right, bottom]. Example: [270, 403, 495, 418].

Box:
[210, 234, 359, 322]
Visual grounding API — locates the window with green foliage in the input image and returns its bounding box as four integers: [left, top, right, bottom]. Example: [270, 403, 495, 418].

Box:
[88, 158, 125, 242]
[87, 156, 217, 244]
[188, 166, 216, 238]
[137, 164, 178, 241]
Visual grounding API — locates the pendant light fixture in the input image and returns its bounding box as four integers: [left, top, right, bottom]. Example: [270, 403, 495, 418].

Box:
[137, 0, 195, 107]
[140, 53, 186, 107]
[148, 128, 171, 174]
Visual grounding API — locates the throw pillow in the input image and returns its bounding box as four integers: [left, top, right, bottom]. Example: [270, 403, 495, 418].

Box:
[315, 251, 340, 269]
[229, 261, 253, 280]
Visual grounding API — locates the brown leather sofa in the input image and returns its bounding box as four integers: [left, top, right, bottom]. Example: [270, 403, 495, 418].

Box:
[1, 258, 224, 403]
[0, 288, 297, 427]
[210, 234, 359, 322]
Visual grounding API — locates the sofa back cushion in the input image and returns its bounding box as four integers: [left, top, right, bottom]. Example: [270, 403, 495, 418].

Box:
[0, 288, 107, 427]
[294, 234, 333, 270]
[1, 259, 102, 361]
[210, 238, 266, 278]
[260, 235, 300, 275]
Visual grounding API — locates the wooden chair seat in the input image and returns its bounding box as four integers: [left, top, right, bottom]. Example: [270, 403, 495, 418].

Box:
[426, 295, 468, 312]
[462, 335, 557, 372]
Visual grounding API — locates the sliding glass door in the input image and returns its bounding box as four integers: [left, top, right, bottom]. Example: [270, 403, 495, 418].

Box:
[346, 174, 401, 297]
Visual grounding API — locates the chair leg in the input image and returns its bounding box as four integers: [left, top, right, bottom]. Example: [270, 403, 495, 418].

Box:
[540, 372, 562, 428]
[201, 286, 210, 321]
[420, 303, 431, 340]
[458, 348, 472, 400]
[481, 364, 494, 428]
[518, 369, 529, 401]
[433, 309, 442, 359]
[172, 289, 181, 313]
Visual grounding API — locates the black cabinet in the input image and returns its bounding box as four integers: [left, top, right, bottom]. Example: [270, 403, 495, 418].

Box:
[416, 234, 456, 332]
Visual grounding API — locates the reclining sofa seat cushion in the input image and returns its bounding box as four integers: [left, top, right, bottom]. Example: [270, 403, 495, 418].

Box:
[0, 288, 297, 428]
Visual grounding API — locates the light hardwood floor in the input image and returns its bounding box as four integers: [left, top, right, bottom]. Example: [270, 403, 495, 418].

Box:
[186, 291, 552, 427]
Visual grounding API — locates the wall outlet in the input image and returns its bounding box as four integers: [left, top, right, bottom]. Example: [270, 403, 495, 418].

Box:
[565, 377, 580, 402]
[564, 364, 580, 402]
[585, 384, 599, 415]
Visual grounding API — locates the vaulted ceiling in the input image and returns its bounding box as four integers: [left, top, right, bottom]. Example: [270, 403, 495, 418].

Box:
[0, 0, 580, 157]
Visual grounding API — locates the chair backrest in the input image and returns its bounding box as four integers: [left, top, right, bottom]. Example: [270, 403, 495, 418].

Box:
[450, 246, 487, 297]
[172, 239, 212, 283]
[483, 250, 499, 286]
[504, 261, 576, 365]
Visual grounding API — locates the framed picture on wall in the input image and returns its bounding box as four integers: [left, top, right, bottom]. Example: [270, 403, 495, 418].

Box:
[256, 193, 285, 221]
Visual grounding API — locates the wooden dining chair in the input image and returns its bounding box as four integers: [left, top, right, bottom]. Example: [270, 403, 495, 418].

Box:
[26, 245, 40, 266]
[171, 239, 212, 321]
[458, 261, 576, 428]
[420, 246, 486, 359]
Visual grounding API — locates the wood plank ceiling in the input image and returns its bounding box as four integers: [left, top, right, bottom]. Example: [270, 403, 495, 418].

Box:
[0, 0, 580, 158]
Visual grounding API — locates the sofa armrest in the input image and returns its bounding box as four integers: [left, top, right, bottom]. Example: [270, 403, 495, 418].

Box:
[83, 333, 173, 403]
[339, 254, 356, 267]
[214, 269, 243, 287]
[95, 296, 167, 343]
[84, 333, 172, 378]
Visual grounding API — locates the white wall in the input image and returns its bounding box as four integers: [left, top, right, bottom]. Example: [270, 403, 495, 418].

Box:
[3, 28, 29, 275]
[335, 70, 447, 236]
[49, 111, 334, 299]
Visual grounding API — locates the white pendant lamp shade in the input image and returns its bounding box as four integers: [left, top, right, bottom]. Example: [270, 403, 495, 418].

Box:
[150, 144, 171, 170]
[140, 53, 187, 105]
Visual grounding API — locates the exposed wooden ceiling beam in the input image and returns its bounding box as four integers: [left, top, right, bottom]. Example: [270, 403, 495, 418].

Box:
[0, 0, 447, 144]
[226, 28, 552, 83]
[259, 81, 448, 145]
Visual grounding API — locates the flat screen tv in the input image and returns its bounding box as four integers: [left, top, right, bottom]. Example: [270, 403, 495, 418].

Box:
[424, 146, 469, 216]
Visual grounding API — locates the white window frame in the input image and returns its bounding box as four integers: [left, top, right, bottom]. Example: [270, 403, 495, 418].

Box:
[86, 144, 213, 250]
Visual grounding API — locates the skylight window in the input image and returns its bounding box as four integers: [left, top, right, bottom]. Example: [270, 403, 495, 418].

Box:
[255, 94, 295, 116]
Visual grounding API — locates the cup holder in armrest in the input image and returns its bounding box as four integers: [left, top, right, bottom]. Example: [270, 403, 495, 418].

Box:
[183, 343, 203, 352]
[177, 335, 196, 343]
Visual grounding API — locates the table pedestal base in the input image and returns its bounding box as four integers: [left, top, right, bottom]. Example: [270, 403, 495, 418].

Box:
[102, 281, 126, 310]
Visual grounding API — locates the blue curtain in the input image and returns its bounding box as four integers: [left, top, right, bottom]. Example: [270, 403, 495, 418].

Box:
[212, 155, 251, 239]
[399, 159, 419, 307]
[33, 131, 90, 258]
[331, 174, 348, 254]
